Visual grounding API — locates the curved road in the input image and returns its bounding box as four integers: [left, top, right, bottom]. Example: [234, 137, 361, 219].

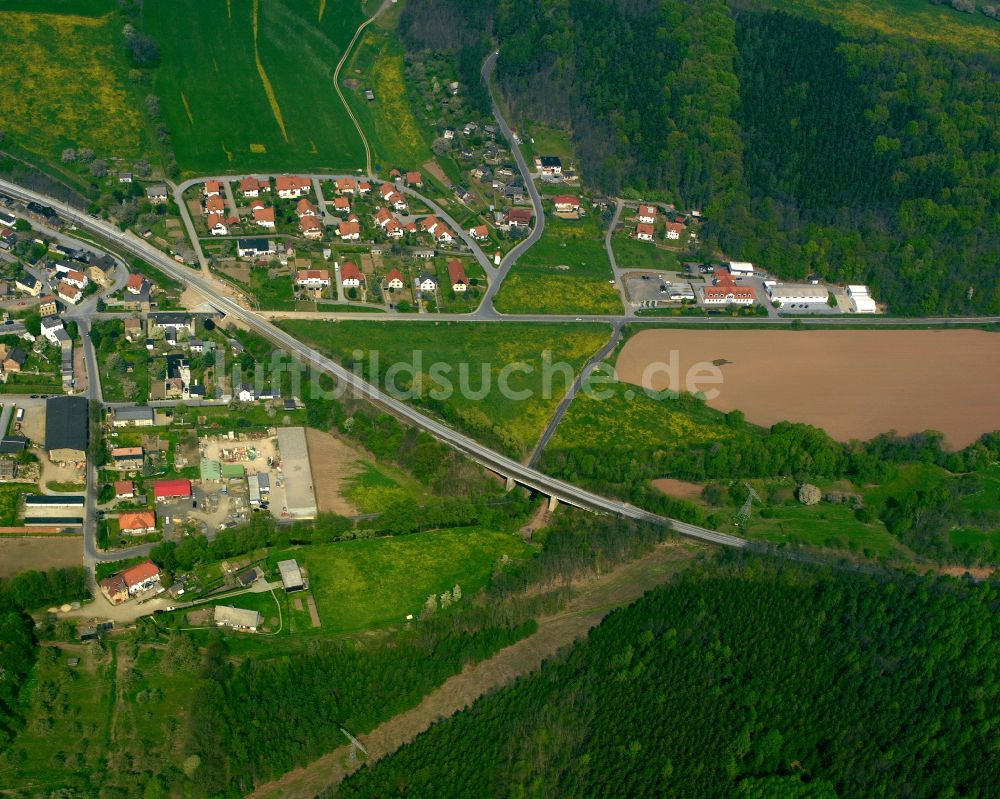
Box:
[0, 176, 748, 551]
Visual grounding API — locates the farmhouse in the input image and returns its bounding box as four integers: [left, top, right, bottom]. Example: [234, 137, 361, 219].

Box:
[237, 238, 276, 259]
[447, 259, 468, 292]
[701, 285, 756, 305]
[112, 446, 144, 470]
[553, 195, 580, 214]
[469, 224, 489, 241]
[295, 269, 331, 289]
[340, 262, 363, 288]
[384, 268, 404, 290]
[239, 177, 269, 198]
[767, 285, 829, 306]
[636, 223, 655, 242]
[275, 175, 311, 198]
[145, 184, 168, 203]
[118, 510, 156, 536]
[338, 220, 360, 240]
[153, 479, 191, 502]
[506, 208, 533, 228]
[215, 605, 261, 631]
[299, 216, 322, 239]
[847, 285, 877, 313]
[45, 396, 88, 462]
[637, 205, 657, 225]
[251, 202, 275, 229]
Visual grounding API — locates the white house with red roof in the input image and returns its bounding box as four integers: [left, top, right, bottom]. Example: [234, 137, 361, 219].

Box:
[296, 198, 317, 218]
[204, 195, 225, 215]
[447, 259, 468, 292]
[126, 273, 146, 294]
[62, 269, 88, 290]
[338, 220, 360, 240]
[636, 223, 655, 242]
[335, 177, 357, 194]
[340, 262, 364, 288]
[207, 214, 230, 236]
[275, 175, 311, 199]
[469, 224, 489, 241]
[637, 205, 657, 225]
[295, 269, 330, 288]
[384, 268, 404, 290]
[57, 281, 81, 304]
[203, 180, 222, 197]
[239, 177, 269, 198]
[358, 180, 371, 195]
[553, 195, 580, 213]
[405, 171, 423, 187]
[299, 216, 322, 239]
[665, 221, 685, 240]
[251, 202, 275, 229]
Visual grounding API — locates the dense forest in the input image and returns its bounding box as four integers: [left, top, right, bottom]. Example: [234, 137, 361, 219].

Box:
[400, 0, 1000, 314]
[336, 556, 1000, 798]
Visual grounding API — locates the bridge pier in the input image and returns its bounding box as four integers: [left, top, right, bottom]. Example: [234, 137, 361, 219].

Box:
[548, 495, 559, 512]
[505, 476, 516, 493]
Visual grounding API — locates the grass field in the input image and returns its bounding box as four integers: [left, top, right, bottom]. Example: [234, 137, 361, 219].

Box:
[343, 23, 435, 172]
[344, 462, 423, 513]
[612, 236, 682, 271]
[0, 4, 145, 161]
[282, 527, 532, 632]
[0, 483, 33, 526]
[494, 215, 622, 314]
[278, 319, 611, 455]
[144, 0, 367, 173]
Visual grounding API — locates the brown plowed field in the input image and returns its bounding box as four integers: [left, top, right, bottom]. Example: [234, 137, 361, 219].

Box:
[615, 329, 1000, 447]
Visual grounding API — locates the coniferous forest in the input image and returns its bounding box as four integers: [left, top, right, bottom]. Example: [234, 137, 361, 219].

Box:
[335, 556, 1000, 798]
[401, 0, 1000, 315]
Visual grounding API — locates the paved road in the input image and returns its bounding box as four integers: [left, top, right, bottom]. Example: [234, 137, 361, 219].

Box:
[478, 50, 545, 316]
[0, 176, 751, 551]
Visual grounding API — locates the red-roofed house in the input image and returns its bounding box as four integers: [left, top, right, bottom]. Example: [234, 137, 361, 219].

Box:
[62, 269, 88, 289]
[203, 180, 222, 197]
[204, 195, 225, 215]
[252, 202, 275, 229]
[296, 198, 317, 218]
[333, 196, 350, 213]
[405, 171, 423, 187]
[299, 216, 322, 239]
[469, 224, 489, 241]
[384, 268, 404, 290]
[636, 223, 655, 242]
[275, 175, 311, 199]
[665, 221, 685, 240]
[153, 479, 191, 502]
[338, 220, 360, 240]
[126, 274, 146, 294]
[374, 207, 393, 229]
[119, 510, 156, 536]
[384, 218, 404, 238]
[57, 281, 81, 305]
[340, 262, 364, 288]
[240, 177, 269, 198]
[207, 213, 229, 236]
[358, 181, 371, 195]
[114, 480, 135, 499]
[553, 195, 580, 213]
[335, 177, 357, 194]
[506, 208, 532, 227]
[447, 259, 468, 292]
[122, 560, 160, 593]
[295, 269, 330, 288]
[100, 574, 129, 604]
[701, 285, 755, 306]
[637, 205, 657, 224]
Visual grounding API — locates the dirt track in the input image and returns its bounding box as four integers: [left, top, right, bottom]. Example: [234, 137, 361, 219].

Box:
[615, 329, 1000, 447]
[246, 540, 703, 799]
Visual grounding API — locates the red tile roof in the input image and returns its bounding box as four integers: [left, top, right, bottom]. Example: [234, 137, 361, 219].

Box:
[338, 220, 360, 237]
[334, 196, 350, 209]
[114, 479, 134, 495]
[340, 262, 363, 281]
[405, 171, 422, 185]
[126, 274, 144, 291]
[153, 479, 191, 500]
[703, 286, 755, 301]
[296, 269, 329, 282]
[385, 268, 404, 284]
[553, 195, 579, 207]
[447, 259, 467, 286]
[122, 559, 159, 589]
[204, 180, 221, 194]
[205, 196, 225, 213]
[507, 208, 532, 224]
[119, 510, 155, 533]
[275, 175, 310, 192]
[335, 178, 357, 192]
[636, 223, 655, 237]
[296, 198, 316, 216]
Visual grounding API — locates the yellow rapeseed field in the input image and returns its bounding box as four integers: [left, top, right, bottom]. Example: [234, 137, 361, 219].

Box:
[0, 11, 144, 158]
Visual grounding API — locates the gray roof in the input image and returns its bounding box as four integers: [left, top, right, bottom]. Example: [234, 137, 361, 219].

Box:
[277, 559, 304, 591]
[114, 405, 155, 423]
[45, 396, 88, 453]
[214, 605, 261, 629]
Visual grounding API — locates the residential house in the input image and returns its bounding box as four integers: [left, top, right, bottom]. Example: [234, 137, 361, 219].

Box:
[207, 213, 230, 236]
[275, 175, 310, 198]
[112, 406, 155, 427]
[333, 196, 350, 214]
[447, 259, 468, 292]
[335, 178, 357, 194]
[100, 574, 129, 605]
[384, 268, 404, 290]
[237, 238, 276, 259]
[114, 480, 135, 499]
[38, 295, 58, 317]
[251, 202, 275, 229]
[126, 274, 147, 295]
[148, 312, 194, 337]
[296, 198, 317, 218]
[358, 180, 371, 195]
[469, 224, 489, 241]
[2, 347, 27, 373]
[239, 177, 269, 198]
[295, 269, 331, 290]
[506, 208, 533, 228]
[665, 221, 685, 240]
[118, 510, 155, 537]
[534, 155, 563, 175]
[299, 216, 322, 239]
[57, 281, 81, 305]
[417, 272, 438, 292]
[123, 560, 161, 594]
[338, 220, 360, 240]
[443, 128, 455, 140]
[637, 205, 657, 225]
[701, 284, 756, 306]
[123, 318, 142, 340]
[40, 315, 65, 345]
[118, 172, 133, 183]
[553, 195, 580, 214]
[111, 446, 144, 470]
[145, 183, 168, 203]
[405, 171, 423, 187]
[204, 195, 225, 215]
[203, 180, 222, 197]
[636, 223, 655, 242]
[340, 262, 363, 288]
[15, 274, 40, 296]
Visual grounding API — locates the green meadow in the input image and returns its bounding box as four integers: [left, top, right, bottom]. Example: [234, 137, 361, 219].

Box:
[144, 0, 367, 173]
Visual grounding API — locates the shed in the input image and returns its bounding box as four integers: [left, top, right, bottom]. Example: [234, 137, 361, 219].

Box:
[277, 559, 304, 592]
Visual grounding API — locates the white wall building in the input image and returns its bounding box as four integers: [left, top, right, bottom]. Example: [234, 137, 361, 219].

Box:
[767, 285, 830, 305]
[728, 261, 755, 276]
[847, 285, 877, 313]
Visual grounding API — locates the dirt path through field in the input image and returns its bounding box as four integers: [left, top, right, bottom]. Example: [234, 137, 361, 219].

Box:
[615, 329, 1000, 447]
[246, 540, 703, 799]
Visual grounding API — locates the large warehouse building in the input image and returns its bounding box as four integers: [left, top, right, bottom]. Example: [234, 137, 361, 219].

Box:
[276, 426, 317, 519]
[766, 284, 830, 306]
[45, 396, 89, 462]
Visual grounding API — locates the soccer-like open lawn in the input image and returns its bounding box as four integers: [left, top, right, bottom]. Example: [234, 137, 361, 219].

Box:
[143, 0, 367, 174]
[282, 528, 531, 632]
[0, 1, 145, 161]
[494, 215, 622, 314]
[278, 319, 612, 456]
